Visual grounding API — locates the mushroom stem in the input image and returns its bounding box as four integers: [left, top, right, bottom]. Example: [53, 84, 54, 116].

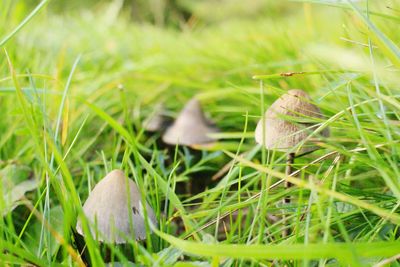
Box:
[284, 152, 295, 203]
[282, 152, 295, 238]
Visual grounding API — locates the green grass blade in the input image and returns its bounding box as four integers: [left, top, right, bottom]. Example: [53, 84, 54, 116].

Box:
[156, 229, 400, 262]
[224, 151, 400, 225]
[0, 0, 50, 47]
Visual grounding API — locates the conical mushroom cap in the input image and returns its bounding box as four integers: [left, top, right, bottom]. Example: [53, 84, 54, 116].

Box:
[162, 98, 219, 146]
[143, 104, 169, 132]
[76, 170, 157, 243]
[255, 89, 329, 153]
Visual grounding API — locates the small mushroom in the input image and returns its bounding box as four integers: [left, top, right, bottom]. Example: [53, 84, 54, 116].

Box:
[162, 98, 219, 146]
[143, 103, 170, 132]
[76, 170, 157, 243]
[255, 89, 329, 152]
[254, 89, 329, 236]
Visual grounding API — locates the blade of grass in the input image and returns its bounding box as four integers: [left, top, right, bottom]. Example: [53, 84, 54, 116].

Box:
[0, 0, 49, 47]
[224, 151, 400, 225]
[347, 0, 400, 68]
[156, 229, 400, 262]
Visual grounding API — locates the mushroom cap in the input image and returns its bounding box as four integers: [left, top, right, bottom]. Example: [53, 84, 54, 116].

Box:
[255, 89, 330, 153]
[143, 104, 169, 132]
[162, 98, 219, 146]
[76, 170, 157, 243]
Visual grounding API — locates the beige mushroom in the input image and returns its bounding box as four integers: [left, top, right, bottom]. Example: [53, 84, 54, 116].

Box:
[254, 89, 329, 237]
[255, 89, 329, 153]
[162, 98, 219, 146]
[143, 103, 169, 132]
[76, 170, 157, 243]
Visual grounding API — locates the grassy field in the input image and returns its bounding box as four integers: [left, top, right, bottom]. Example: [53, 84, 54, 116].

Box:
[1, 0, 400, 266]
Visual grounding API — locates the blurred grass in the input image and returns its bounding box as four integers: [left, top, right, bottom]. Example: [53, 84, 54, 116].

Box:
[0, 0, 399, 266]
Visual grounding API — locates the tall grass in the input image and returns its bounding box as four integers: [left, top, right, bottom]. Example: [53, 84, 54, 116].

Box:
[0, 0, 399, 266]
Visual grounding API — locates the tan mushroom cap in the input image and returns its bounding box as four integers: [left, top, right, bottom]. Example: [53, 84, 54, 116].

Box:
[255, 89, 330, 153]
[76, 170, 157, 243]
[162, 98, 219, 146]
[143, 104, 168, 132]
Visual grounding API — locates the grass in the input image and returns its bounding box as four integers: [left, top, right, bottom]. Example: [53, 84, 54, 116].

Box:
[0, 0, 399, 266]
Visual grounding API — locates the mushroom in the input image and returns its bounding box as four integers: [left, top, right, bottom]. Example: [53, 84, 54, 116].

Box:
[254, 89, 329, 235]
[162, 98, 219, 146]
[76, 169, 157, 243]
[143, 103, 170, 132]
[161, 97, 220, 196]
[255, 89, 329, 153]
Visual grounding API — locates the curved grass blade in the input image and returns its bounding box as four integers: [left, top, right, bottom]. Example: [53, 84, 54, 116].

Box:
[0, 0, 50, 47]
[224, 151, 400, 225]
[156, 229, 400, 263]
